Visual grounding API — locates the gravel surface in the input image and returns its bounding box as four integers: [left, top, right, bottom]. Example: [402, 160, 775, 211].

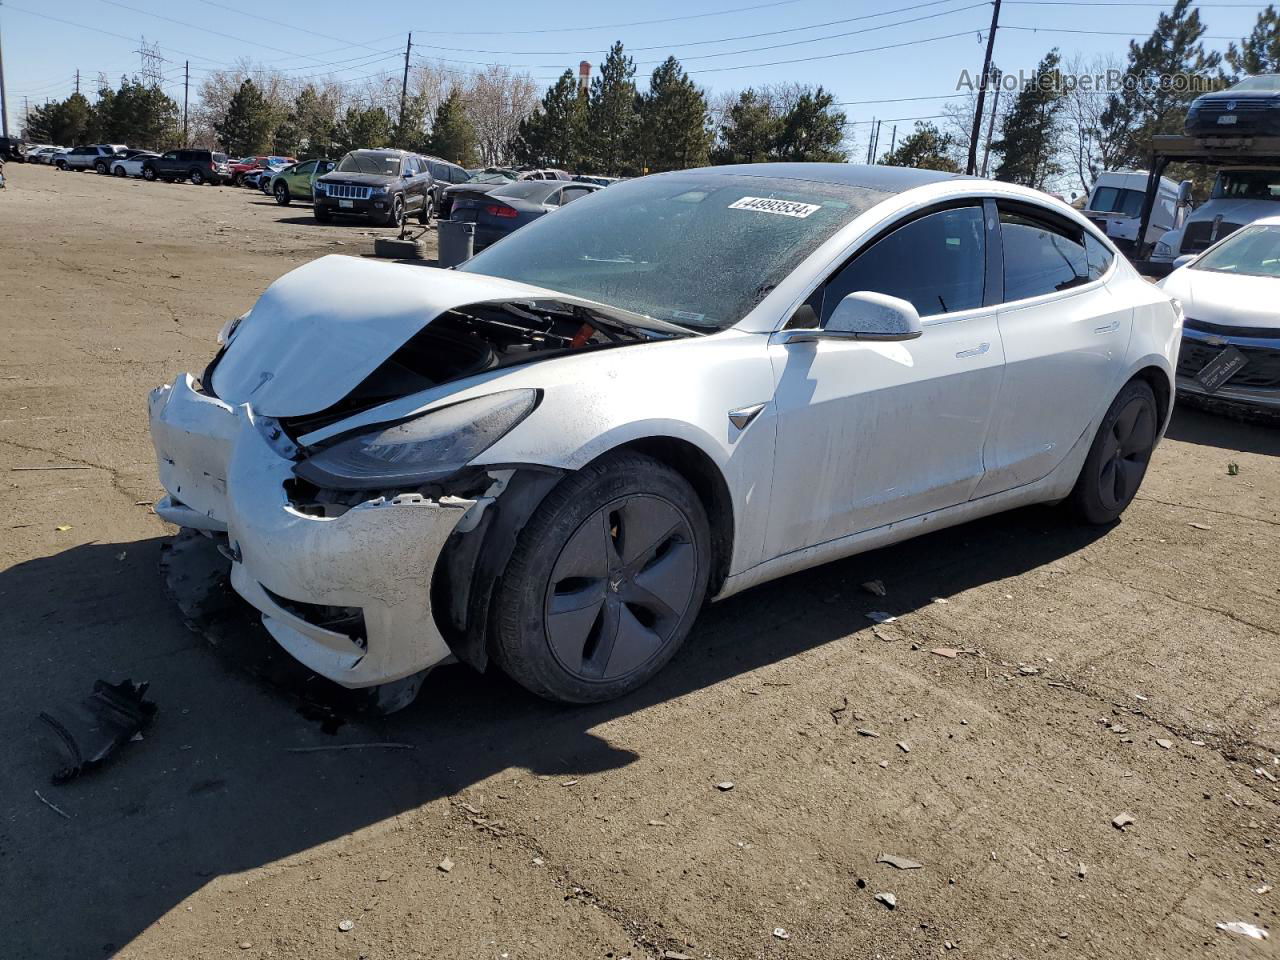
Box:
[2, 163, 1278, 959]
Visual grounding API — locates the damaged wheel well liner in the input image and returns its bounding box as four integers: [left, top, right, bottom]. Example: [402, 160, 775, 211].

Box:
[431, 438, 734, 674]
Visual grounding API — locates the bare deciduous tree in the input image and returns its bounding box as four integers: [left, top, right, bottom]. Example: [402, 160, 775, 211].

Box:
[464, 65, 539, 165]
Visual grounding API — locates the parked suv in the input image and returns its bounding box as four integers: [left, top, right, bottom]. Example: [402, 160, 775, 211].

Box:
[58, 144, 128, 173]
[421, 155, 470, 216]
[267, 158, 336, 205]
[142, 149, 231, 185]
[312, 149, 433, 226]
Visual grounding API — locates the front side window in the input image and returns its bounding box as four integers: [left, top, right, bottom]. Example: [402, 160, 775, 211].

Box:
[296, 160, 317, 175]
[1000, 208, 1090, 301]
[822, 205, 986, 322]
[1211, 170, 1280, 201]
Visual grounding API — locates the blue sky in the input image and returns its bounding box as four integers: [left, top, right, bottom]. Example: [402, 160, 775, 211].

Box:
[1, 0, 1271, 139]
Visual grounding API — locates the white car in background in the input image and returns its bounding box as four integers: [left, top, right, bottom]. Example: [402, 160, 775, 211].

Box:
[29, 146, 66, 165]
[148, 164, 1180, 710]
[1159, 215, 1280, 412]
[111, 151, 159, 178]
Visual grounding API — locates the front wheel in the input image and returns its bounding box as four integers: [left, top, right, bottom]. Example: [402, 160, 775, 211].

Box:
[314, 203, 332, 223]
[113, 165, 125, 177]
[491, 452, 711, 703]
[190, 169, 205, 186]
[143, 166, 155, 180]
[232, 172, 243, 187]
[1069, 379, 1159, 525]
[384, 194, 405, 227]
[95, 161, 108, 175]
[418, 193, 433, 226]
[274, 182, 290, 206]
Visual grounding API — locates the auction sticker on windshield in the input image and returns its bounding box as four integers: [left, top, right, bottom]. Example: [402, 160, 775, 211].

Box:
[729, 196, 822, 218]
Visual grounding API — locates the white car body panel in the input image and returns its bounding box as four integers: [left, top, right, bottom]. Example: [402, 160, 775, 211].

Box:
[149, 172, 1180, 692]
[112, 155, 154, 178]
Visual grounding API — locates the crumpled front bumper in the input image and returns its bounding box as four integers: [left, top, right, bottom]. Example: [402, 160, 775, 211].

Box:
[148, 374, 476, 688]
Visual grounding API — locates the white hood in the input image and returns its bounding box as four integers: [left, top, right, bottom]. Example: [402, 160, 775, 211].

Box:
[1161, 266, 1280, 331]
[211, 255, 650, 417]
[1184, 197, 1280, 229]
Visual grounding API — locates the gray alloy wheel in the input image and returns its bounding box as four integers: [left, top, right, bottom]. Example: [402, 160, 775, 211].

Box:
[274, 182, 290, 206]
[1071, 379, 1158, 524]
[113, 165, 125, 177]
[190, 168, 204, 185]
[544, 495, 698, 683]
[389, 194, 405, 227]
[491, 451, 711, 703]
[95, 160, 108, 174]
[142, 165, 156, 181]
[418, 192, 433, 225]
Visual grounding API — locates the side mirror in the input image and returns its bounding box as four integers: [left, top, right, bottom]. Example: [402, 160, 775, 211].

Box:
[1172, 253, 1197, 269]
[1177, 180, 1193, 206]
[782, 291, 923, 343]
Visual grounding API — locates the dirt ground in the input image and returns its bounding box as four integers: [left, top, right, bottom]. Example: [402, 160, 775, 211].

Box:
[1, 162, 1278, 960]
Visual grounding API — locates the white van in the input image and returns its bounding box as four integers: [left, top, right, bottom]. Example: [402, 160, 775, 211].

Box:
[1083, 170, 1191, 252]
[1152, 166, 1280, 262]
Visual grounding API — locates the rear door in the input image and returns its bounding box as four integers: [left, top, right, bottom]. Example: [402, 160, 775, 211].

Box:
[765, 202, 1006, 557]
[289, 160, 318, 195]
[973, 203, 1130, 497]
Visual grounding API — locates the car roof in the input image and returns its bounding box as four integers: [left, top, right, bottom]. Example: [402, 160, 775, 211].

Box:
[664, 162, 970, 194]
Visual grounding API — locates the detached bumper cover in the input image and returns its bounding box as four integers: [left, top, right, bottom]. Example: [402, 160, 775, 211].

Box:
[148, 374, 476, 687]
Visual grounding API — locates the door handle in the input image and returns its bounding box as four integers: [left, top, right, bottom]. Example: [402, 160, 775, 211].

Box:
[1094, 320, 1120, 335]
[955, 342, 990, 359]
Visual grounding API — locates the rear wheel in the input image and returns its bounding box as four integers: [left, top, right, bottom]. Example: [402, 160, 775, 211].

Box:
[418, 192, 433, 225]
[1070, 379, 1159, 525]
[94, 160, 108, 175]
[113, 165, 125, 177]
[385, 194, 405, 227]
[491, 452, 711, 703]
[314, 203, 332, 223]
[274, 182, 290, 206]
[190, 168, 205, 186]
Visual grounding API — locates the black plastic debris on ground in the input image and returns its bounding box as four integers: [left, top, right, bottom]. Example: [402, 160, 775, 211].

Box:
[39, 679, 157, 783]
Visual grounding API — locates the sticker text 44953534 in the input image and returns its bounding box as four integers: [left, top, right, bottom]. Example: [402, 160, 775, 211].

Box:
[728, 196, 822, 219]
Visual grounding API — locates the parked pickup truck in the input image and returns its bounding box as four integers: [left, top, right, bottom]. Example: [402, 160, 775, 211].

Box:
[142, 149, 232, 185]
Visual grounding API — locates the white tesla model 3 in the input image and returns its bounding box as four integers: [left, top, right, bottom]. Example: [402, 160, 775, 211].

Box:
[149, 164, 1181, 708]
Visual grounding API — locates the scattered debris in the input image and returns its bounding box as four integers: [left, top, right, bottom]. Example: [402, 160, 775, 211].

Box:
[1078, 863, 1088, 880]
[532, 857, 544, 866]
[1256, 768, 1278, 783]
[1254, 884, 1272, 895]
[54, 525, 71, 532]
[1227, 462, 1240, 476]
[1018, 666, 1040, 676]
[829, 697, 849, 724]
[876, 853, 923, 870]
[875, 892, 898, 909]
[285, 742, 414, 753]
[33, 789, 70, 820]
[897, 741, 911, 754]
[238, 942, 252, 950]
[663, 952, 692, 960]
[1155, 738, 1173, 750]
[772, 928, 791, 940]
[856, 728, 880, 738]
[1110, 725, 1129, 734]
[1216, 921, 1268, 940]
[716, 781, 735, 792]
[878, 760, 889, 768]
[866, 611, 897, 624]
[931, 647, 960, 659]
[438, 857, 454, 873]
[1188, 522, 1211, 531]
[1112, 812, 1136, 831]
[338, 919, 354, 932]
[38, 679, 156, 783]
[376, 872, 393, 882]
[872, 625, 902, 643]
[563, 779, 579, 787]
[861, 580, 887, 597]
[647, 820, 668, 827]
[931, 597, 949, 604]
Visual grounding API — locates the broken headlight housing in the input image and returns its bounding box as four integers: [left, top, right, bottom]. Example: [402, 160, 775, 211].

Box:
[217, 311, 249, 345]
[293, 389, 538, 491]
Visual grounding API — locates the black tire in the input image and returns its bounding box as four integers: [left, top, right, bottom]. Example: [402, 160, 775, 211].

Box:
[55, 159, 67, 170]
[190, 168, 205, 186]
[232, 172, 243, 187]
[274, 182, 290, 206]
[418, 192, 433, 225]
[384, 193, 405, 228]
[113, 165, 125, 177]
[142, 165, 155, 181]
[491, 452, 711, 703]
[313, 203, 332, 223]
[1069, 379, 1159, 525]
[95, 160, 108, 175]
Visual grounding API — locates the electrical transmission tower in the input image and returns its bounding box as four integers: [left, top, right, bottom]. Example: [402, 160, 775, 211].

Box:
[136, 37, 164, 87]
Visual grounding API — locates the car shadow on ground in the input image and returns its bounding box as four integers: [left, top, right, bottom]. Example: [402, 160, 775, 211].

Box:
[1165, 399, 1280, 455]
[1, 501, 1109, 958]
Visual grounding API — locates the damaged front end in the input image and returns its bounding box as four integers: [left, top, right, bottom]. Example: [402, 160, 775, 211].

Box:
[148, 256, 667, 699]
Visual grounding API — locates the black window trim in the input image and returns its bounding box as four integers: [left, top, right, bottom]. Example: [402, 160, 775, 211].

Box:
[815, 198, 998, 327]
[992, 198, 1117, 307]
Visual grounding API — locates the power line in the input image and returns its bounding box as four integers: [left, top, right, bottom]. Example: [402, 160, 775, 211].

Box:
[838, 92, 971, 104]
[686, 28, 983, 74]
[1004, 23, 1241, 39]
[417, 0, 810, 36]
[846, 112, 950, 125]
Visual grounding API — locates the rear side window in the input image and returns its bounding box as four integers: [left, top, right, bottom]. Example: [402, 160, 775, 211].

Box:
[450, 166, 470, 183]
[1000, 208, 1090, 301]
[822, 205, 987, 321]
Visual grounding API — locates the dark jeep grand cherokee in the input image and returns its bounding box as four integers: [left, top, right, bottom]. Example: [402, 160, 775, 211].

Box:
[312, 149, 434, 226]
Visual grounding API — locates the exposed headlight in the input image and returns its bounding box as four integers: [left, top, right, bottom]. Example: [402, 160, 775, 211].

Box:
[1154, 241, 1173, 258]
[217, 311, 249, 345]
[313, 182, 327, 195]
[370, 184, 389, 195]
[293, 389, 539, 490]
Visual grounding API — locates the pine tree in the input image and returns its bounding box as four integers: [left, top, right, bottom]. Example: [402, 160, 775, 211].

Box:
[516, 70, 587, 169]
[1099, 0, 1223, 168]
[281, 86, 338, 157]
[588, 42, 640, 176]
[881, 122, 960, 171]
[774, 87, 847, 162]
[713, 89, 782, 164]
[334, 105, 393, 154]
[992, 50, 1065, 188]
[1226, 5, 1280, 76]
[215, 80, 276, 156]
[428, 91, 478, 166]
[638, 57, 711, 172]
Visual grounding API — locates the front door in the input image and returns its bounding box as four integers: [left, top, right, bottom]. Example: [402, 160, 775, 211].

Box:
[289, 160, 318, 198]
[765, 203, 1006, 559]
[973, 203, 1131, 497]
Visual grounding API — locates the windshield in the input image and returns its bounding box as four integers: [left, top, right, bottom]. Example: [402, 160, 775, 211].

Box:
[1192, 223, 1280, 277]
[490, 181, 560, 201]
[336, 151, 402, 176]
[1211, 170, 1280, 201]
[1090, 185, 1145, 217]
[460, 172, 882, 331]
[468, 172, 513, 184]
[1229, 75, 1280, 93]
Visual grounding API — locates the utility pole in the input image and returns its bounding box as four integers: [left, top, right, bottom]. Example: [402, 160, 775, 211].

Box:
[966, 0, 1001, 175]
[398, 32, 412, 136]
[0, 3, 9, 140]
[183, 60, 189, 145]
[865, 117, 875, 164]
[75, 69, 80, 95]
[889, 124, 898, 156]
[980, 65, 1003, 178]
[870, 119, 883, 164]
